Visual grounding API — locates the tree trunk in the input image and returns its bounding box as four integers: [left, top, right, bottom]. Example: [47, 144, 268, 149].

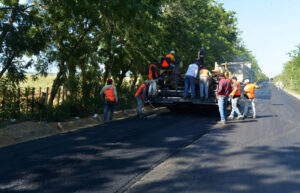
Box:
[48, 61, 66, 107]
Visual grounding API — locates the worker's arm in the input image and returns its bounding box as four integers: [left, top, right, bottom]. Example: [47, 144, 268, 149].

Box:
[113, 86, 118, 103]
[230, 87, 237, 96]
[218, 80, 224, 93]
[208, 70, 212, 77]
[255, 85, 260, 89]
[100, 87, 105, 96]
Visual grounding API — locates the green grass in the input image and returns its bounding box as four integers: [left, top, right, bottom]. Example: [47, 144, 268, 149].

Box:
[20, 74, 56, 89]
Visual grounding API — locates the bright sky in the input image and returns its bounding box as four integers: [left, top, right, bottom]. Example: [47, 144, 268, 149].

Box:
[219, 0, 300, 77]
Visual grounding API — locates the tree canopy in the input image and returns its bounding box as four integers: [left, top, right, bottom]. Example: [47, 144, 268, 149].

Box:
[0, 0, 268, 108]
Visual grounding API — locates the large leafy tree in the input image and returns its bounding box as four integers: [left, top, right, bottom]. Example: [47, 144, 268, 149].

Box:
[0, 0, 48, 84]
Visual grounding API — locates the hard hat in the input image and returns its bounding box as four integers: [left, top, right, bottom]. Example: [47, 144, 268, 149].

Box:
[231, 76, 237, 80]
[244, 79, 250, 84]
[170, 50, 175, 54]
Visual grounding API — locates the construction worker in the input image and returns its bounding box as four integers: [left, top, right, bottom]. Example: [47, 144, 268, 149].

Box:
[100, 78, 118, 121]
[242, 79, 260, 119]
[228, 76, 243, 120]
[166, 50, 176, 68]
[135, 80, 150, 116]
[199, 67, 211, 99]
[216, 73, 232, 124]
[184, 61, 199, 99]
[148, 60, 158, 97]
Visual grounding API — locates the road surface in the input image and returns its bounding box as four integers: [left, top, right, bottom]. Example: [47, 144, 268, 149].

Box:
[127, 82, 300, 193]
[0, 82, 300, 193]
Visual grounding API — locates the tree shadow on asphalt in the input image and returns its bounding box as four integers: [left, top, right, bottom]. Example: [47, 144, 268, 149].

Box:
[127, 136, 300, 193]
[0, 111, 231, 193]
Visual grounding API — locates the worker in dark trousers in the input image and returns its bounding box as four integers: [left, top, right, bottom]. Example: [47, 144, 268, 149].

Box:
[148, 60, 158, 97]
[216, 73, 232, 124]
[135, 80, 149, 116]
[184, 62, 198, 99]
[199, 67, 211, 99]
[100, 78, 118, 121]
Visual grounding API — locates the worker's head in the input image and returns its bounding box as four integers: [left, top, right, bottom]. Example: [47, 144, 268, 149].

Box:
[170, 50, 175, 55]
[151, 59, 158, 65]
[231, 76, 237, 83]
[218, 73, 225, 79]
[244, 79, 250, 85]
[107, 78, 113, 85]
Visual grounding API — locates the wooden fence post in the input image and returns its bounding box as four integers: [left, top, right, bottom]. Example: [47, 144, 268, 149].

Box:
[1, 88, 6, 120]
[31, 88, 35, 116]
[57, 87, 61, 105]
[62, 86, 65, 103]
[26, 88, 29, 115]
[39, 87, 41, 100]
[46, 87, 49, 105]
[17, 88, 21, 117]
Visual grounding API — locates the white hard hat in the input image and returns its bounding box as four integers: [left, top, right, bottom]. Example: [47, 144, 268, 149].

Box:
[170, 50, 175, 54]
[244, 79, 250, 84]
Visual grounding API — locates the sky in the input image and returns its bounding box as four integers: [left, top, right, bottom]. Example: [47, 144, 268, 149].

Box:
[219, 0, 300, 77]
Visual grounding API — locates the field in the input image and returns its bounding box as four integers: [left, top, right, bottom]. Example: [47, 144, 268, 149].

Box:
[20, 74, 56, 89]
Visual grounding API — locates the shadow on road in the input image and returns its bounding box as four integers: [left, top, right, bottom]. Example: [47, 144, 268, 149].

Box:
[0, 111, 222, 193]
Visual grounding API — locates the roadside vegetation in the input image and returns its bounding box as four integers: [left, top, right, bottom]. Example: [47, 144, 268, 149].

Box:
[0, 0, 268, 122]
[274, 44, 300, 93]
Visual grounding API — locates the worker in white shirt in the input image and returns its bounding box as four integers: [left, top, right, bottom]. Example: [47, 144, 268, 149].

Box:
[184, 62, 199, 99]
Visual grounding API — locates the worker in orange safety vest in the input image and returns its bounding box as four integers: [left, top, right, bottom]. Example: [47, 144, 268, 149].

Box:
[100, 78, 118, 121]
[242, 79, 260, 119]
[199, 67, 211, 99]
[228, 76, 243, 120]
[135, 80, 150, 116]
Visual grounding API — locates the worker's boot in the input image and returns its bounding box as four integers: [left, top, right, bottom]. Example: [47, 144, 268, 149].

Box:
[227, 116, 234, 120]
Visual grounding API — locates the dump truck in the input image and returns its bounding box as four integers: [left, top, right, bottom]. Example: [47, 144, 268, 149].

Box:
[148, 52, 252, 110]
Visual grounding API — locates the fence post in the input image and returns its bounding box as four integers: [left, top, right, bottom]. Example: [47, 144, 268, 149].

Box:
[1, 88, 6, 121]
[17, 88, 21, 118]
[31, 88, 35, 117]
[46, 87, 49, 105]
[39, 87, 41, 100]
[62, 86, 65, 103]
[26, 88, 29, 116]
[57, 87, 61, 105]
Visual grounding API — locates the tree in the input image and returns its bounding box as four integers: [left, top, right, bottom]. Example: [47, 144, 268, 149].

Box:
[0, 0, 48, 84]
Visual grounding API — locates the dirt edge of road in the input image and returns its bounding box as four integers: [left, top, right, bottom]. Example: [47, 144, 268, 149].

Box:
[0, 106, 167, 149]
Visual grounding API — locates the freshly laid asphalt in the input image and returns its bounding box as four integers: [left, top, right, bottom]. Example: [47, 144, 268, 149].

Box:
[0, 99, 218, 193]
[127, 82, 300, 193]
[1, 82, 300, 193]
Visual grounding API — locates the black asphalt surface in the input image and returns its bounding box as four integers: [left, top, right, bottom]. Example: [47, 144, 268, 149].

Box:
[1, 82, 300, 193]
[0, 103, 218, 193]
[127, 82, 300, 193]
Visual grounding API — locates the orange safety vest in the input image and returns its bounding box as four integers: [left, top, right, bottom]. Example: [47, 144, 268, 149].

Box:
[200, 69, 209, 78]
[166, 53, 175, 63]
[235, 82, 241, 96]
[135, 83, 147, 99]
[149, 64, 157, 80]
[244, 84, 256, 98]
[104, 86, 115, 102]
